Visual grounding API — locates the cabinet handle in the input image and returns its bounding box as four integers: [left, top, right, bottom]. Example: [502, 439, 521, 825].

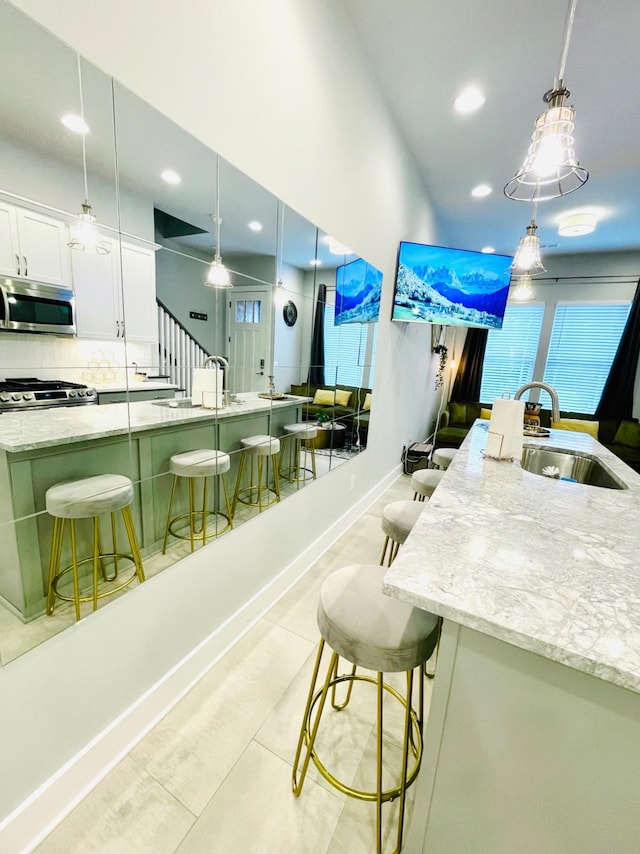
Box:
[116, 320, 120, 338]
[15, 254, 20, 276]
[23, 256, 28, 277]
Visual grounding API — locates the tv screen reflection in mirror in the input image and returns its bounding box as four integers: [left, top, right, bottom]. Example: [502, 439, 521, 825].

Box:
[392, 241, 513, 329]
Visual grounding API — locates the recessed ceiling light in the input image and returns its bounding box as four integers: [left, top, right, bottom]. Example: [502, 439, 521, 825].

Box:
[310, 259, 322, 266]
[248, 221, 263, 232]
[161, 169, 181, 185]
[558, 212, 597, 236]
[480, 246, 495, 254]
[453, 86, 486, 114]
[61, 113, 89, 134]
[471, 184, 492, 198]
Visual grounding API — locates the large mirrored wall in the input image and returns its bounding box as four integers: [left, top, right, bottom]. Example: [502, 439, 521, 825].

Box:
[0, 0, 380, 664]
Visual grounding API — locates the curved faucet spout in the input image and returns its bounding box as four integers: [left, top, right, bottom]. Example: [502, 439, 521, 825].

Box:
[514, 382, 560, 423]
[203, 355, 229, 370]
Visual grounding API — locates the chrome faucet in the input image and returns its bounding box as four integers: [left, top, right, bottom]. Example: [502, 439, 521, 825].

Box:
[203, 355, 229, 371]
[514, 382, 560, 422]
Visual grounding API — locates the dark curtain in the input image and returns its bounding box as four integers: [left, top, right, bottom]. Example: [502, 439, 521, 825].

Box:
[450, 327, 488, 401]
[307, 283, 327, 386]
[596, 278, 640, 418]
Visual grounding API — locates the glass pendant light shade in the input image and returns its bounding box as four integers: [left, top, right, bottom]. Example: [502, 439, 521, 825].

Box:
[510, 220, 546, 275]
[68, 202, 109, 254]
[511, 273, 535, 301]
[503, 86, 588, 202]
[204, 253, 232, 289]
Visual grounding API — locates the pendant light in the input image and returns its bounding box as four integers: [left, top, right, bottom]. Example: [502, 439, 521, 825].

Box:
[67, 54, 109, 255]
[511, 218, 546, 276]
[511, 273, 535, 301]
[504, 0, 588, 202]
[204, 156, 232, 289]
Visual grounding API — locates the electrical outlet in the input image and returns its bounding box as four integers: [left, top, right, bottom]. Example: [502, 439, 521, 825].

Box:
[350, 474, 356, 491]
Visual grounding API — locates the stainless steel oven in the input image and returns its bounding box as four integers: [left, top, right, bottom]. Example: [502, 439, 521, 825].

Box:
[0, 278, 76, 336]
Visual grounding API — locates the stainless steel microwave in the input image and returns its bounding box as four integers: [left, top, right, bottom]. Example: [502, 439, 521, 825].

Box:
[0, 279, 76, 336]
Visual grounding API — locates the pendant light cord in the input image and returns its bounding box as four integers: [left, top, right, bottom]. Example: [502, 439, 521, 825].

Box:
[77, 53, 89, 204]
[557, 0, 578, 85]
[215, 155, 221, 262]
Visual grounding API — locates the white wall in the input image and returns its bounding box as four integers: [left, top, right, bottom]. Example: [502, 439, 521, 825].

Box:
[1, 0, 439, 837]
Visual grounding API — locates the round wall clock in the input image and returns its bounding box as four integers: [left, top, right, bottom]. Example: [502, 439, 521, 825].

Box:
[283, 300, 298, 327]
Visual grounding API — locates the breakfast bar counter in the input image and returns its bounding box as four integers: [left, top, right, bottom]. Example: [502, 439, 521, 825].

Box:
[384, 422, 640, 853]
[0, 394, 306, 619]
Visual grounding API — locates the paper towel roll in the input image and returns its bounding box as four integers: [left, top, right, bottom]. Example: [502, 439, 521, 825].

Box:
[487, 398, 525, 459]
[192, 367, 225, 408]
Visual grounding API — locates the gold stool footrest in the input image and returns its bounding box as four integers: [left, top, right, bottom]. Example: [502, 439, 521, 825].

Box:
[235, 485, 279, 508]
[304, 672, 422, 802]
[51, 553, 140, 604]
[167, 510, 232, 543]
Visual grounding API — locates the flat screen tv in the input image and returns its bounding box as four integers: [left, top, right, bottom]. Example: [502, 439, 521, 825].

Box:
[392, 241, 513, 329]
[335, 258, 383, 325]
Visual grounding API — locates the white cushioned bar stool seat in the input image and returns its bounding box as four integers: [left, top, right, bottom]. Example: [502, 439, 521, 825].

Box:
[232, 434, 281, 514]
[292, 564, 441, 854]
[432, 447, 457, 470]
[162, 449, 232, 554]
[45, 474, 145, 621]
[411, 468, 445, 502]
[280, 422, 318, 488]
[380, 499, 423, 566]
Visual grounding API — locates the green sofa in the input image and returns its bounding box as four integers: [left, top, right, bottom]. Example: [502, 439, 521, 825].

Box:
[435, 400, 640, 473]
[289, 383, 371, 433]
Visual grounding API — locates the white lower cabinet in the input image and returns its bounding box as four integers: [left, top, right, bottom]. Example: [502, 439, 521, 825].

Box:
[72, 237, 157, 343]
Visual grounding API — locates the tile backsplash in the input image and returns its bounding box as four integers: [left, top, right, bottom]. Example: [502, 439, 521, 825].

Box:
[0, 333, 157, 386]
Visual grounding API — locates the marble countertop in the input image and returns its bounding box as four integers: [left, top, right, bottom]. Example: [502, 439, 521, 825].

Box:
[94, 382, 180, 392]
[383, 421, 640, 694]
[0, 393, 308, 453]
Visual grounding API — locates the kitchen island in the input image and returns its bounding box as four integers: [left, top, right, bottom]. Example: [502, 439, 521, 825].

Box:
[0, 393, 307, 619]
[384, 421, 640, 853]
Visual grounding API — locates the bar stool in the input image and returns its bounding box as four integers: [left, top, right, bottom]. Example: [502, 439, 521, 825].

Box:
[292, 564, 440, 854]
[162, 449, 232, 554]
[279, 423, 317, 488]
[411, 468, 444, 502]
[380, 500, 423, 566]
[232, 434, 281, 514]
[432, 447, 457, 470]
[45, 474, 145, 621]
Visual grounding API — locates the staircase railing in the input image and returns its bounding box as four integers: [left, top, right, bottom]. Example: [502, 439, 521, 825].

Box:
[157, 299, 211, 398]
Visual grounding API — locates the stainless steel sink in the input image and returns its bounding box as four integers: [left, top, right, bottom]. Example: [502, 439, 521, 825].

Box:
[521, 447, 628, 490]
[152, 398, 197, 408]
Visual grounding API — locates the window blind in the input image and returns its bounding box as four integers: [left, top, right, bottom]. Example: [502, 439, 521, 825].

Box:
[479, 304, 545, 404]
[543, 303, 631, 414]
[323, 304, 377, 387]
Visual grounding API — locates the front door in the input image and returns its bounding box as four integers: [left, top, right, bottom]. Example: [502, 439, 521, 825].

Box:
[229, 287, 271, 392]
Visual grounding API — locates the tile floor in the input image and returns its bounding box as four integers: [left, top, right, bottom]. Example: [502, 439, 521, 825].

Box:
[34, 473, 433, 854]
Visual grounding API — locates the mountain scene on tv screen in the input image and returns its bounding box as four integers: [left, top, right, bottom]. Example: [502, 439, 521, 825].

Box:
[335, 261, 383, 325]
[393, 260, 510, 328]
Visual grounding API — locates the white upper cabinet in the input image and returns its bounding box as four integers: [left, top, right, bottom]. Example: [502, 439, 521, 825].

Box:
[72, 234, 157, 343]
[0, 201, 71, 286]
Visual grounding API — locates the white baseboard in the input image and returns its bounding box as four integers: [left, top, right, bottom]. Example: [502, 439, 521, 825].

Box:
[0, 465, 401, 854]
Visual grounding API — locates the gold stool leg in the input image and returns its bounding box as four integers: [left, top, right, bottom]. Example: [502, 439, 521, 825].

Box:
[222, 473, 233, 529]
[188, 479, 196, 552]
[294, 438, 302, 489]
[379, 535, 390, 566]
[292, 641, 339, 796]
[376, 671, 384, 854]
[232, 451, 247, 516]
[257, 456, 264, 511]
[46, 517, 65, 615]
[111, 511, 119, 579]
[201, 477, 209, 546]
[330, 656, 357, 710]
[92, 516, 100, 612]
[69, 519, 81, 622]
[162, 475, 179, 554]
[309, 441, 317, 480]
[122, 505, 145, 583]
[272, 453, 281, 502]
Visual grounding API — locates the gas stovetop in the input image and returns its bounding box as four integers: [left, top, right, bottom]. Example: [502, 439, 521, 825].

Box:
[0, 377, 97, 411]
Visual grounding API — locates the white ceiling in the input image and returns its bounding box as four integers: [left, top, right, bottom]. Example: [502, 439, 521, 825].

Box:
[343, 0, 640, 258]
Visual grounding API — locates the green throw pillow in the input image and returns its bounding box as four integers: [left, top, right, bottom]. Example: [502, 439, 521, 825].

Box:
[613, 420, 640, 449]
[449, 401, 467, 426]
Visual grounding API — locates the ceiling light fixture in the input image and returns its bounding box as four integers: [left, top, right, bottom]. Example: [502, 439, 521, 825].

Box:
[480, 246, 496, 254]
[161, 169, 181, 185]
[248, 220, 263, 232]
[61, 113, 89, 134]
[310, 259, 322, 267]
[453, 85, 486, 114]
[471, 184, 492, 198]
[67, 55, 109, 255]
[558, 212, 597, 236]
[511, 273, 535, 301]
[204, 156, 232, 289]
[511, 218, 546, 275]
[504, 0, 588, 202]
